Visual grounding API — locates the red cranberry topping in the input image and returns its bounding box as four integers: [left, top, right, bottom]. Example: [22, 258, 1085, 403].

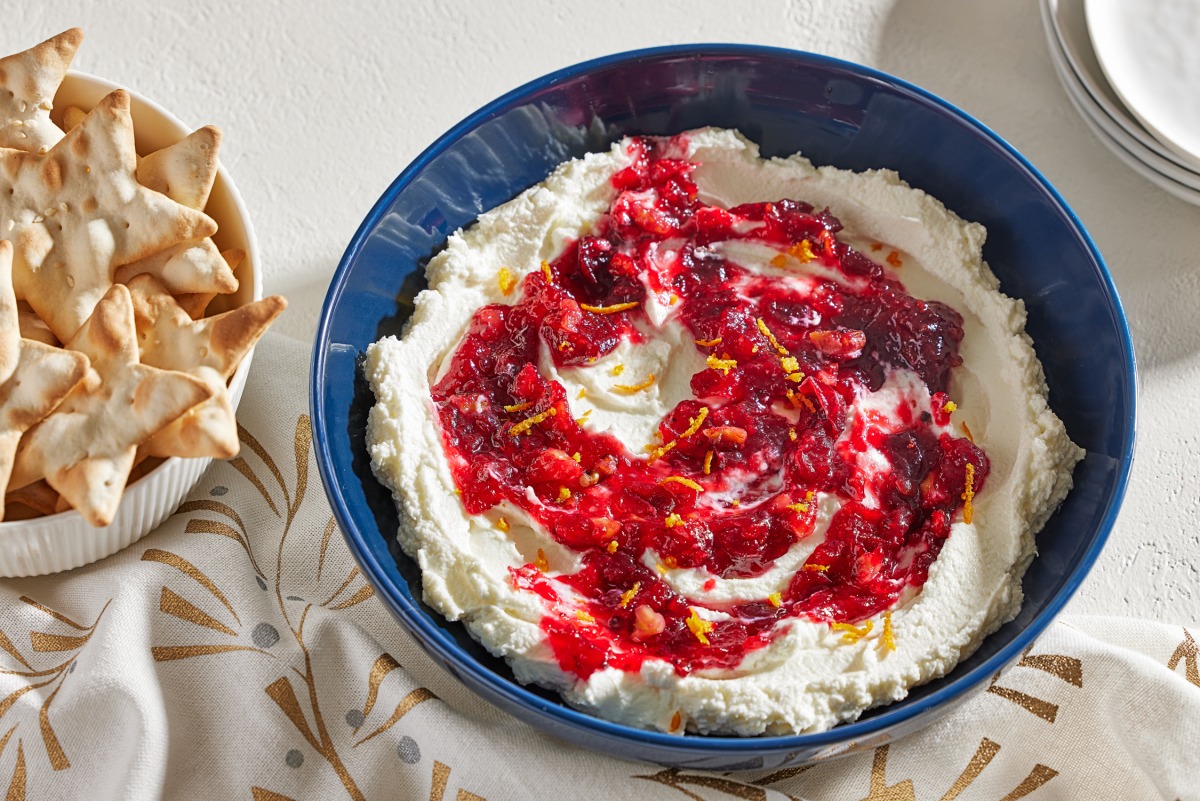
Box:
[430, 134, 988, 680]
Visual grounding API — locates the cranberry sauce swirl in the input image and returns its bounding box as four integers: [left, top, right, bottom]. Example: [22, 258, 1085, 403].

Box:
[430, 135, 988, 680]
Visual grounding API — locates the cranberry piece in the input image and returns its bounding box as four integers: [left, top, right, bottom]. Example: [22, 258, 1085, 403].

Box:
[809, 329, 867, 359]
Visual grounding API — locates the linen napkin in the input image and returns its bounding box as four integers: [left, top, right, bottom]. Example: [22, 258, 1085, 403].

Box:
[0, 332, 1195, 801]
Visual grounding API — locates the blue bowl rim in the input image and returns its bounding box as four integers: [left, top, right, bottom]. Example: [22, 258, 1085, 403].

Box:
[310, 42, 1137, 754]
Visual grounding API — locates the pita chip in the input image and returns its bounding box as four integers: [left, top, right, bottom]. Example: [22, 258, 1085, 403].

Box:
[9, 283, 211, 526]
[5, 479, 59, 517]
[116, 126, 238, 296]
[0, 241, 19, 383]
[0, 89, 217, 342]
[136, 125, 222, 211]
[170, 248, 245, 318]
[0, 240, 89, 520]
[60, 105, 87, 133]
[115, 236, 239, 295]
[16, 301, 57, 346]
[129, 275, 284, 459]
[0, 29, 83, 154]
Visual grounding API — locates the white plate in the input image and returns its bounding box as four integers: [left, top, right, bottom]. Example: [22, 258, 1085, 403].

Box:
[1044, 28, 1200, 206]
[1085, 0, 1200, 170]
[1045, 0, 1184, 166]
[1044, 14, 1200, 192]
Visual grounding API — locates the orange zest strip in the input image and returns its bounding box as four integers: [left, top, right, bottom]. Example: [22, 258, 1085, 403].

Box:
[686, 608, 714, 645]
[768, 592, 782, 608]
[619, 582, 641, 608]
[503, 401, 533, 413]
[606, 539, 619, 554]
[648, 407, 709, 464]
[508, 407, 556, 437]
[832, 620, 873, 643]
[575, 610, 595, 623]
[648, 440, 677, 463]
[962, 463, 976, 524]
[694, 336, 722, 347]
[942, 400, 957, 414]
[706, 354, 737, 374]
[581, 300, 639, 314]
[680, 407, 709, 439]
[786, 389, 816, 413]
[803, 563, 830, 572]
[496, 517, 510, 532]
[755, 317, 790, 357]
[788, 428, 798, 442]
[789, 240, 816, 263]
[886, 250, 903, 268]
[703, 450, 714, 475]
[541, 260, 553, 283]
[498, 267, 517, 295]
[769, 253, 788, 269]
[786, 502, 809, 513]
[881, 611, 896, 652]
[757, 317, 804, 379]
[557, 487, 572, 502]
[535, 549, 549, 572]
[664, 513, 684, 528]
[660, 476, 703, 492]
[613, 374, 656, 394]
[611, 363, 625, 376]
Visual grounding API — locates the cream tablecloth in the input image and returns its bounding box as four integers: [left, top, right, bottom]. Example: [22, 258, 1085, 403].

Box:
[0, 332, 1194, 800]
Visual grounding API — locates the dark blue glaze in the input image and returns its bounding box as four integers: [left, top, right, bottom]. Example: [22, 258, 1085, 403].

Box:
[310, 45, 1135, 770]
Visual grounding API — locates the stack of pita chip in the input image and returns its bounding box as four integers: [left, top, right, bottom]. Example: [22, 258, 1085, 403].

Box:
[0, 29, 286, 526]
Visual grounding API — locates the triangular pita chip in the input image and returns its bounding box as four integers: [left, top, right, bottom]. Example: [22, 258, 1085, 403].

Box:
[115, 126, 237, 296]
[0, 29, 83, 154]
[136, 125, 221, 211]
[172, 248, 245, 318]
[60, 105, 87, 133]
[129, 275, 285, 459]
[0, 241, 20, 383]
[5, 479, 59, 517]
[115, 236, 239, 295]
[0, 240, 89, 520]
[0, 89, 217, 342]
[16, 301, 57, 346]
[10, 283, 211, 526]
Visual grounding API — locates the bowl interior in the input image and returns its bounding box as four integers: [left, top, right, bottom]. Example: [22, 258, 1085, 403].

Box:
[312, 45, 1135, 768]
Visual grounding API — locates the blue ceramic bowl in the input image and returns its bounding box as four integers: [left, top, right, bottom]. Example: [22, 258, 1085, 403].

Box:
[311, 44, 1135, 770]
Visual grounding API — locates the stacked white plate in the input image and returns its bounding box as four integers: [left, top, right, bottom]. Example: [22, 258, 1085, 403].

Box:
[1041, 0, 1200, 205]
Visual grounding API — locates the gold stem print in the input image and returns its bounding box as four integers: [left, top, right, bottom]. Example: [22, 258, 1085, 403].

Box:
[146, 414, 436, 800]
[0, 596, 111, 779]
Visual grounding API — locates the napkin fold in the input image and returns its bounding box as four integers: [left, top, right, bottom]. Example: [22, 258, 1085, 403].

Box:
[0, 332, 1195, 801]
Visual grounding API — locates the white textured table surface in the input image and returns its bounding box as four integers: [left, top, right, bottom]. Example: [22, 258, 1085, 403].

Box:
[7, 0, 1196, 625]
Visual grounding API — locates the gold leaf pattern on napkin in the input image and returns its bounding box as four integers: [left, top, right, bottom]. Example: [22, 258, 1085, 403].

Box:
[0, 596, 110, 777]
[634, 733, 1064, 801]
[1168, 629, 1199, 688]
[142, 414, 477, 801]
[986, 647, 1084, 723]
